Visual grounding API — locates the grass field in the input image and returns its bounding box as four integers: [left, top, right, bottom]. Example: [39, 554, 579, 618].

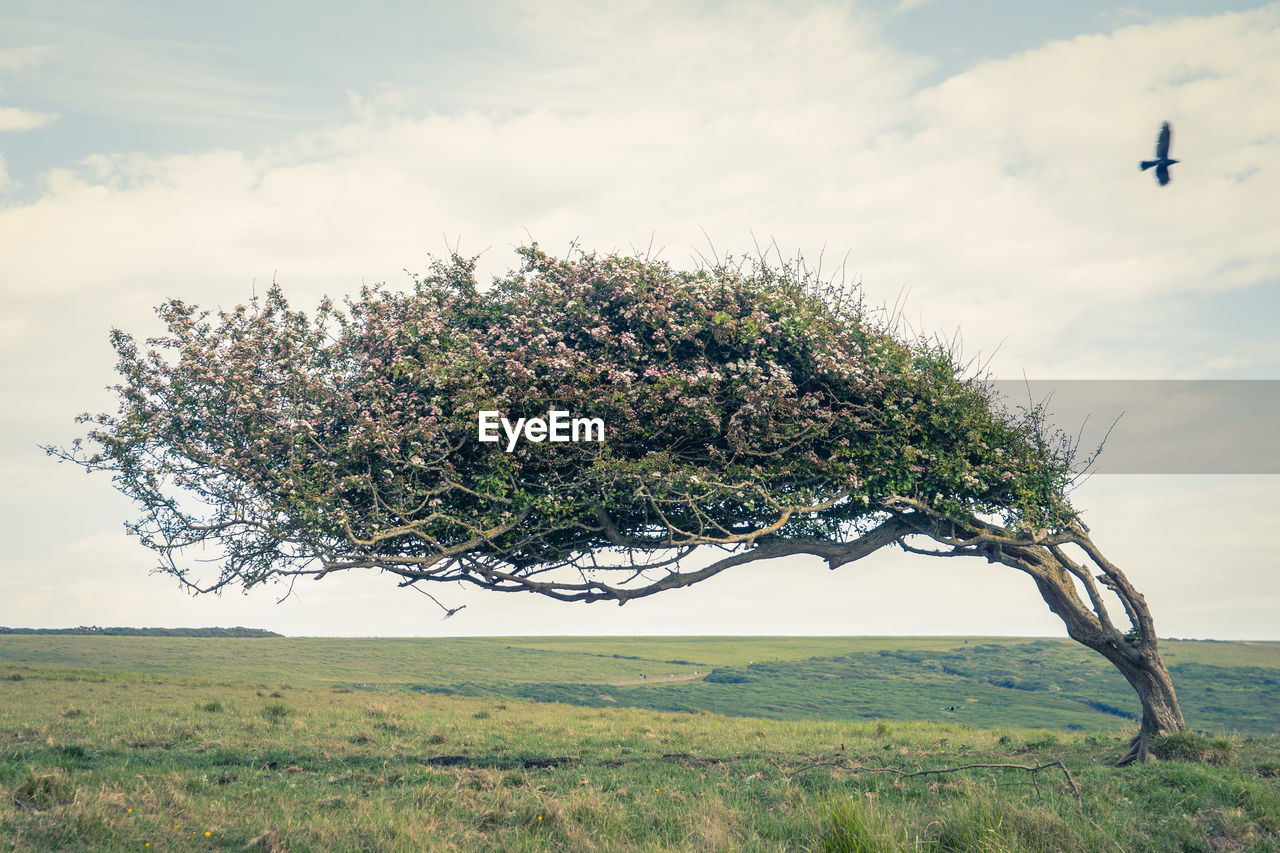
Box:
[3, 636, 1279, 850]
[4, 635, 1278, 735]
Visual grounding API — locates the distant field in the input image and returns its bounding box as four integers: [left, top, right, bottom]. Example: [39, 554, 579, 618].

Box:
[0, 635, 1018, 686]
[3, 636, 1279, 851]
[6, 634, 1278, 686]
[2, 635, 1278, 737]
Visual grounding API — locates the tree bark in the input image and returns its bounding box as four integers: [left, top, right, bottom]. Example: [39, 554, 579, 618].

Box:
[1091, 639, 1185, 764]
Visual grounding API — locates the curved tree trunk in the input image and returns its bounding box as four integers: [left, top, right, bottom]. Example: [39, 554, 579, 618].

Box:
[1100, 643, 1184, 764]
[1013, 539, 1185, 764]
[894, 505, 1186, 765]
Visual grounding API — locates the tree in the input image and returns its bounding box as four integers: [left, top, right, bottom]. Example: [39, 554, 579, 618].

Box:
[49, 245, 1184, 763]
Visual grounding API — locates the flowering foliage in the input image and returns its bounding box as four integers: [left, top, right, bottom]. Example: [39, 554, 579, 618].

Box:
[53, 246, 1078, 601]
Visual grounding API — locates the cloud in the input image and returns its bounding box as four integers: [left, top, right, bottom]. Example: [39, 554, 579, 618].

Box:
[0, 105, 58, 131]
[7, 5, 1276, 376]
[2, 3, 1275, 396]
[0, 45, 53, 71]
[0, 19, 303, 134]
[0, 45, 57, 138]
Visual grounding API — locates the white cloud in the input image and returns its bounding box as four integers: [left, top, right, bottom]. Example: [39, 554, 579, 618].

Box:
[0, 45, 53, 71]
[0, 106, 57, 131]
[2, 2, 1279, 636]
[1, 22, 300, 129]
[0, 45, 57, 136]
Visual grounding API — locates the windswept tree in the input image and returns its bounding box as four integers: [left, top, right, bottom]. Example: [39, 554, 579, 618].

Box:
[51, 245, 1184, 763]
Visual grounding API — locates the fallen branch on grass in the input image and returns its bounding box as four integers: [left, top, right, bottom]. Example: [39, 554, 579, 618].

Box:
[786, 759, 1082, 805]
[10, 794, 38, 814]
[421, 749, 1081, 806]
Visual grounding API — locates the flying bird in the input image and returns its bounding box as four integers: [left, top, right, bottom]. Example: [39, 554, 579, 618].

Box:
[1140, 121, 1179, 186]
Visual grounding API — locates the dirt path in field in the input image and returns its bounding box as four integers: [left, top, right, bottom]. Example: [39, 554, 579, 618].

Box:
[610, 673, 706, 686]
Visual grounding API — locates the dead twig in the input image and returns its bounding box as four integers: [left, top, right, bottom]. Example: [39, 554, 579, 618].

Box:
[787, 759, 1082, 806]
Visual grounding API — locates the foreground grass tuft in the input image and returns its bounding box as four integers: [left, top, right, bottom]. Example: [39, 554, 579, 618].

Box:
[259, 700, 291, 721]
[11, 767, 77, 811]
[1151, 730, 1236, 765]
[820, 798, 905, 852]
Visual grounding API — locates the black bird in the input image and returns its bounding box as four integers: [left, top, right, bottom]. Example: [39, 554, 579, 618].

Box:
[1140, 121, 1179, 186]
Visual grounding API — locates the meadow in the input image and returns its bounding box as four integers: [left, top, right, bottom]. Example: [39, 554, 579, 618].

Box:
[2, 635, 1278, 850]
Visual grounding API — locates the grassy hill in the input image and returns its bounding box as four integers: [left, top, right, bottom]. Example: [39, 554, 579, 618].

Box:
[414, 639, 1280, 737]
[2, 636, 1279, 850]
[3, 635, 1277, 736]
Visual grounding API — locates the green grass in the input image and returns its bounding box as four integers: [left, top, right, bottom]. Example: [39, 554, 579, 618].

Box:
[4, 634, 1275, 684]
[3, 635, 1278, 736]
[2, 636, 1279, 850]
[3, 669, 1279, 851]
[1162, 639, 1280, 669]
[0, 635, 997, 688]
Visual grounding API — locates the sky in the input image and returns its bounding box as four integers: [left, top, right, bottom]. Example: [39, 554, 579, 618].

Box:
[1, 0, 1278, 638]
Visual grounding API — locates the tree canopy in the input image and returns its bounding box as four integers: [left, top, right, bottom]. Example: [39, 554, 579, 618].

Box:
[60, 247, 1075, 596]
[52, 245, 1183, 762]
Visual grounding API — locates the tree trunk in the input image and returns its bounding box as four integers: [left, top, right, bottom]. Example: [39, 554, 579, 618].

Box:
[835, 506, 1187, 766]
[991, 535, 1187, 765]
[1093, 641, 1185, 765]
